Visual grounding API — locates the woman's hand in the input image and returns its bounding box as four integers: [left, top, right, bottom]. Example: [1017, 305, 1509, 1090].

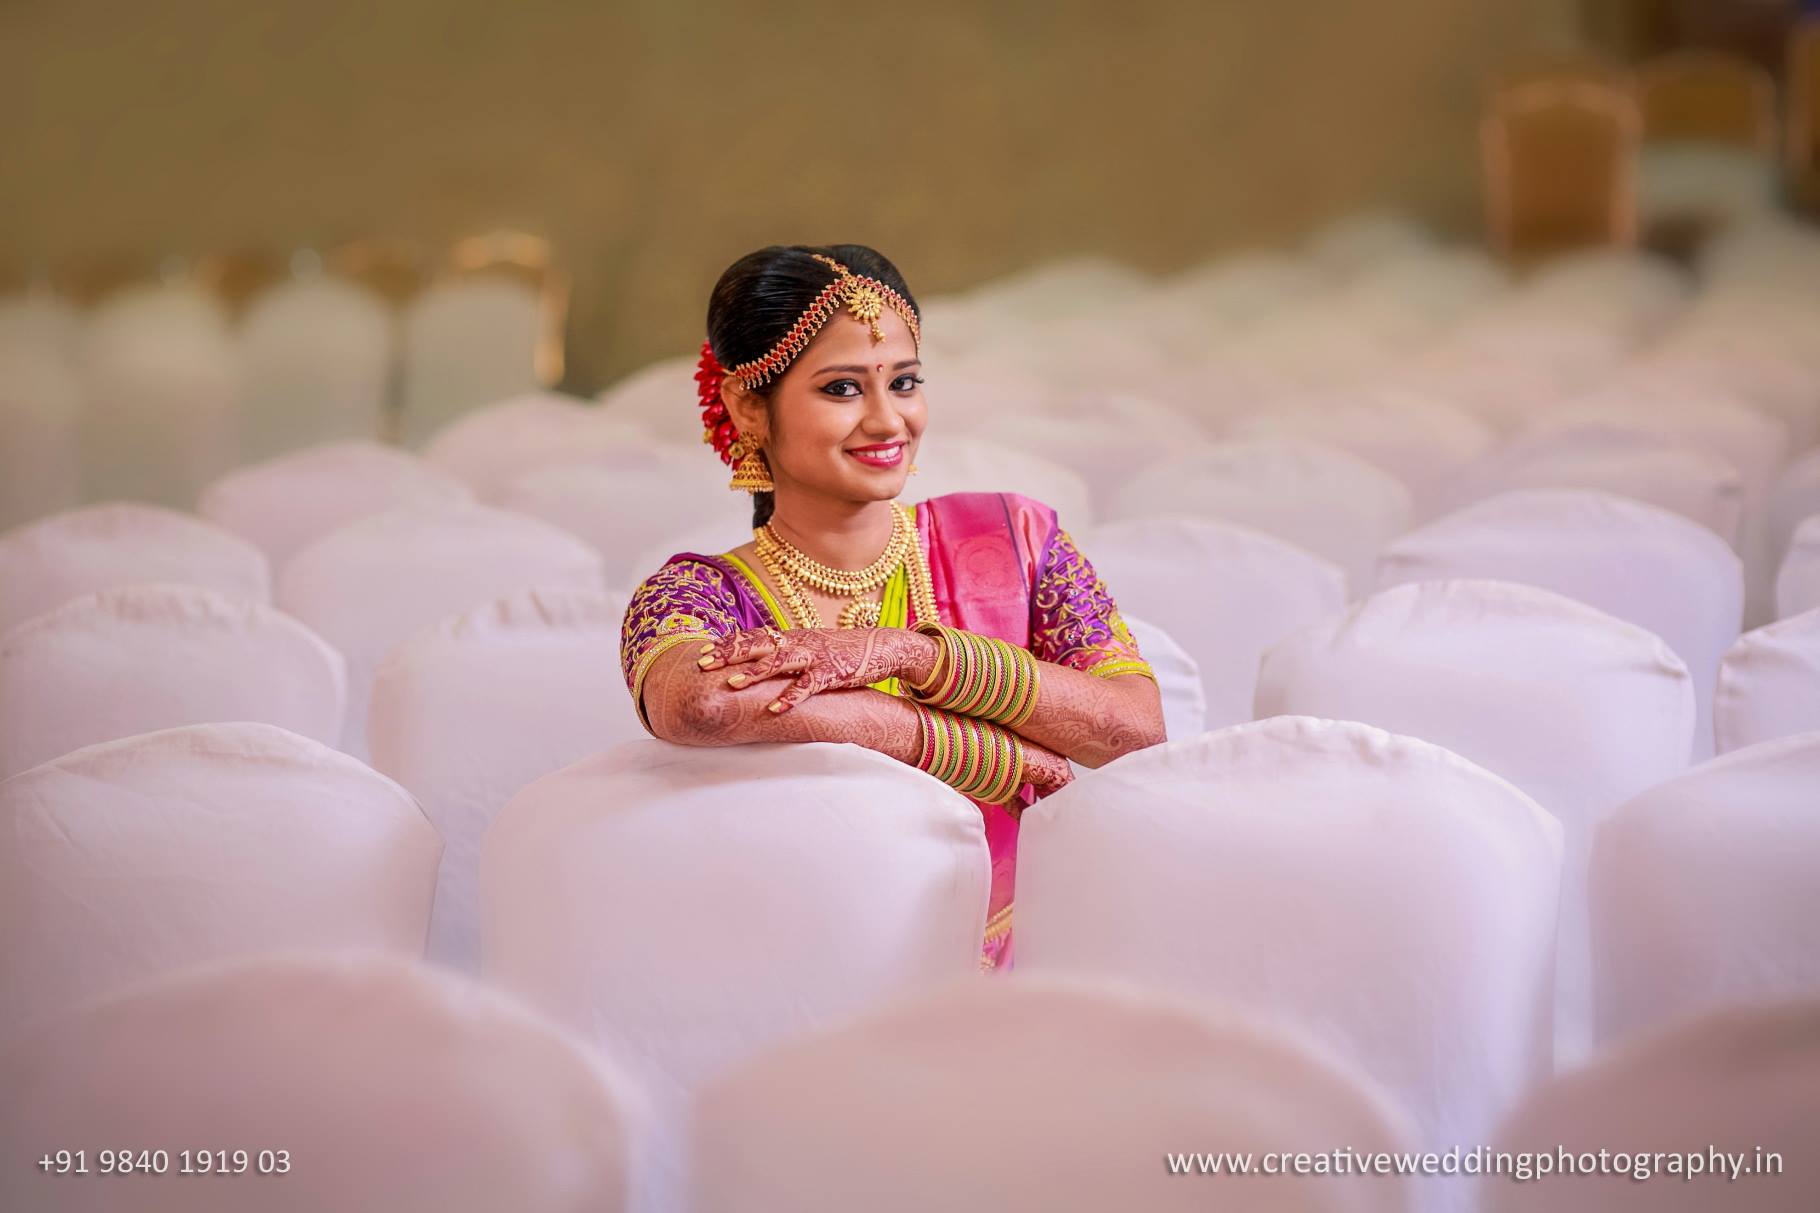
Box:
[698, 626, 939, 714]
[1019, 738, 1075, 798]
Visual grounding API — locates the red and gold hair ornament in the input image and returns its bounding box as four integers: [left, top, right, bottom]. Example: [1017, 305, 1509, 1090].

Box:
[696, 254, 922, 468]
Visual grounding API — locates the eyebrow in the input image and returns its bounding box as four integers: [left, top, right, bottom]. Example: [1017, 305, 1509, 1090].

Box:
[812, 359, 922, 376]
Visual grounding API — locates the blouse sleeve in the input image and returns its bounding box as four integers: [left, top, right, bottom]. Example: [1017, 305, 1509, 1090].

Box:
[1029, 528, 1154, 680]
[620, 558, 746, 729]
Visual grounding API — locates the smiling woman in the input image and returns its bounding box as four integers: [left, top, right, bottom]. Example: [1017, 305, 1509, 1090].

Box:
[619, 243, 1167, 970]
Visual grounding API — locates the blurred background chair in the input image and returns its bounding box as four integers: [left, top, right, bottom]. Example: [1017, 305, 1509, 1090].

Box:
[0, 722, 440, 1043]
[0, 954, 640, 1213]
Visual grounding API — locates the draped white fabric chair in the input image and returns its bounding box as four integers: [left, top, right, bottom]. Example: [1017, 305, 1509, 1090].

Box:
[420, 392, 651, 501]
[1304, 210, 1433, 277]
[0, 722, 440, 1043]
[1334, 247, 1509, 345]
[0, 502, 270, 635]
[1519, 395, 1789, 624]
[0, 583, 345, 779]
[198, 440, 473, 569]
[400, 277, 543, 448]
[1118, 614, 1204, 741]
[1109, 439, 1412, 594]
[1767, 448, 1820, 575]
[0, 349, 82, 531]
[278, 503, 603, 760]
[369, 587, 642, 970]
[1255, 579, 1696, 1063]
[482, 739, 990, 1212]
[497, 456, 742, 590]
[1487, 1001, 1820, 1212]
[1441, 431, 1744, 546]
[595, 355, 701, 448]
[1715, 608, 1820, 752]
[692, 976, 1415, 1213]
[0, 954, 640, 1213]
[1085, 515, 1346, 729]
[80, 284, 242, 508]
[237, 276, 393, 461]
[963, 392, 1205, 508]
[1376, 489, 1742, 761]
[1015, 716, 1561, 1171]
[1591, 732, 1820, 1044]
[907, 436, 1092, 528]
[1778, 515, 1820, 619]
[1227, 393, 1495, 520]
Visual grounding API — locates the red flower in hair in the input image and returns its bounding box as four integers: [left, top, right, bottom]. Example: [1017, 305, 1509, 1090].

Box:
[695, 340, 743, 466]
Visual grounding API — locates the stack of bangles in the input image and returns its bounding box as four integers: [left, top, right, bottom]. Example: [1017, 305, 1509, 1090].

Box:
[904, 620, 1041, 728]
[909, 701, 1027, 807]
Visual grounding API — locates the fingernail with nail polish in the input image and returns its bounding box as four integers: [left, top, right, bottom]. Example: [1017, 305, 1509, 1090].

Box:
[727, 674, 747, 687]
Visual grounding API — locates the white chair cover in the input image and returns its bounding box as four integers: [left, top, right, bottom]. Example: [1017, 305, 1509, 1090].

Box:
[1715, 608, 1820, 752]
[0, 583, 346, 778]
[964, 392, 1206, 508]
[1016, 716, 1561, 1166]
[1109, 439, 1412, 594]
[0, 502, 270, 635]
[1592, 732, 1820, 1043]
[907, 436, 1092, 528]
[496, 456, 742, 590]
[482, 739, 990, 1211]
[1255, 579, 1696, 1063]
[0, 953, 639, 1213]
[79, 285, 242, 508]
[399, 277, 542, 448]
[237, 277, 393, 461]
[198, 440, 473, 569]
[369, 587, 643, 969]
[0, 722, 440, 1043]
[1085, 515, 1346, 729]
[1768, 448, 1820, 573]
[1227, 392, 1495, 520]
[692, 976, 1415, 1213]
[1778, 515, 1820, 619]
[1519, 395, 1789, 625]
[277, 503, 604, 759]
[1376, 489, 1742, 762]
[1118, 614, 1204, 741]
[595, 355, 701, 447]
[1488, 1001, 1820, 1212]
[0, 349, 82, 531]
[1304, 210, 1433, 278]
[1442, 431, 1744, 547]
[420, 391, 651, 501]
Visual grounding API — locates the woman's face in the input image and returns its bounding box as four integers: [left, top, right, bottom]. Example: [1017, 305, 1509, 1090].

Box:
[746, 305, 925, 506]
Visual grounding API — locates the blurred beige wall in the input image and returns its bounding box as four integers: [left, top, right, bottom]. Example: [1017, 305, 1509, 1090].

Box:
[1, 0, 1585, 390]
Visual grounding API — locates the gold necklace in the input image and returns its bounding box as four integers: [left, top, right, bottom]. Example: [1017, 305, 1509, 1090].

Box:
[759, 505, 912, 596]
[751, 502, 938, 630]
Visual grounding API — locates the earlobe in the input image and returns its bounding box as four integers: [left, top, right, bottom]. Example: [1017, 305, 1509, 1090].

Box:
[720, 375, 765, 442]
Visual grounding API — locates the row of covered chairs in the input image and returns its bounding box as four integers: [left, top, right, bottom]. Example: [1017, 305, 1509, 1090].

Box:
[10, 949, 1811, 1213]
[4, 720, 1816, 1209]
[0, 231, 565, 521]
[6, 476, 1815, 778]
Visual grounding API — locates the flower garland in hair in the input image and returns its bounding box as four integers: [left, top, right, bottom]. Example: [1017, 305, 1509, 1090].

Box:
[696, 340, 742, 467]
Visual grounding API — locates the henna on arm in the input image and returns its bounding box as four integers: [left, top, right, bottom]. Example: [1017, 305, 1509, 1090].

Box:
[1006, 662, 1166, 770]
[640, 640, 1074, 795]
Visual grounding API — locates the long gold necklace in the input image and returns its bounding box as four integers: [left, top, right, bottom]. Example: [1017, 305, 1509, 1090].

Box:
[754, 502, 938, 630]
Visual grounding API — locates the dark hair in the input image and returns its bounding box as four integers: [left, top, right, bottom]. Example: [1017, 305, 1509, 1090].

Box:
[706, 244, 920, 527]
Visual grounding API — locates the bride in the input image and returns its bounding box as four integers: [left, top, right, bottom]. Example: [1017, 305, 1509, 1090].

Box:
[620, 243, 1165, 967]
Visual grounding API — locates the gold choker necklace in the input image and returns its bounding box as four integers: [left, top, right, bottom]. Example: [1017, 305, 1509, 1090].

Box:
[754, 503, 937, 629]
